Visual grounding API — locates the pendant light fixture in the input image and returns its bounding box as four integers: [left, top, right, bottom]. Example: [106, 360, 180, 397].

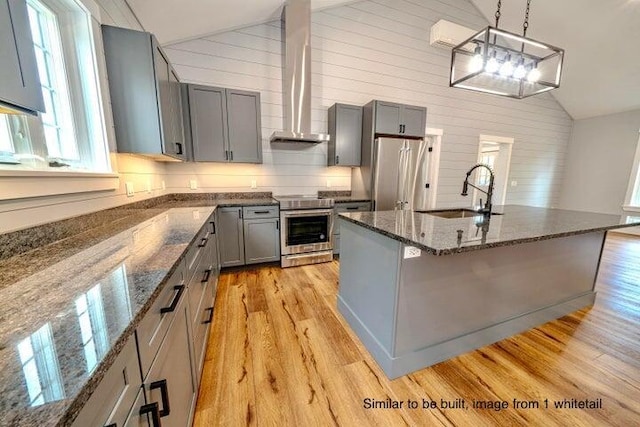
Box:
[449, 0, 564, 98]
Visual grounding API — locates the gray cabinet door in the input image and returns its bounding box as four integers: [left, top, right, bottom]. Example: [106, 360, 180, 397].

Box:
[244, 218, 280, 264]
[153, 45, 173, 156]
[0, 0, 44, 114]
[169, 68, 186, 159]
[401, 105, 427, 138]
[329, 104, 362, 166]
[375, 101, 402, 135]
[217, 207, 245, 267]
[187, 85, 227, 162]
[225, 89, 262, 163]
[145, 298, 196, 427]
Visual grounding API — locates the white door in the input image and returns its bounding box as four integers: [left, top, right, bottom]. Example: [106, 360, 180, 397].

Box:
[473, 135, 514, 208]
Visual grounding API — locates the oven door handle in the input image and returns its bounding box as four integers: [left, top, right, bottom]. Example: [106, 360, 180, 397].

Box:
[282, 209, 334, 218]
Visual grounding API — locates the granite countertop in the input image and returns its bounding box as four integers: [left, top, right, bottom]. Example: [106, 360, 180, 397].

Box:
[339, 205, 640, 255]
[0, 206, 216, 426]
[0, 191, 281, 426]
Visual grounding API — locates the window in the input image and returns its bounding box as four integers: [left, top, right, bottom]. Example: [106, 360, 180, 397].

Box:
[623, 131, 640, 210]
[0, 0, 109, 172]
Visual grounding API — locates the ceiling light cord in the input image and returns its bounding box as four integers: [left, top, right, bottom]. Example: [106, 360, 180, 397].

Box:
[494, 0, 502, 28]
[523, 0, 532, 37]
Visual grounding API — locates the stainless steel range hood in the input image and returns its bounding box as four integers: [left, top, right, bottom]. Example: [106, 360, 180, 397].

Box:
[269, 0, 329, 144]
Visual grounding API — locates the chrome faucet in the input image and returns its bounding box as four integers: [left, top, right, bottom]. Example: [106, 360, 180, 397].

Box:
[461, 163, 495, 215]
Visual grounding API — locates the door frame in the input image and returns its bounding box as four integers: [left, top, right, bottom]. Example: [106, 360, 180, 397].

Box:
[476, 134, 514, 206]
[425, 128, 443, 209]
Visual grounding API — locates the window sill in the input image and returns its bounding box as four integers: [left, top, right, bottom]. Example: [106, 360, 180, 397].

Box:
[622, 205, 640, 213]
[0, 169, 119, 201]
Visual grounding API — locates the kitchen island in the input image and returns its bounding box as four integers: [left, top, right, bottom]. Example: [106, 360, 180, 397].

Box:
[337, 205, 640, 379]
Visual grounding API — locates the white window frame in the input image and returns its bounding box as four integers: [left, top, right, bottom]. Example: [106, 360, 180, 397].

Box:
[622, 129, 640, 213]
[0, 0, 118, 201]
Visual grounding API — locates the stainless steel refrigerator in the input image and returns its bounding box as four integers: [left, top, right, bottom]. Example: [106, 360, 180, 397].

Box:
[352, 137, 432, 211]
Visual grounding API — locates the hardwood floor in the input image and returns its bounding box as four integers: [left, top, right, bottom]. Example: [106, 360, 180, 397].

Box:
[193, 233, 640, 426]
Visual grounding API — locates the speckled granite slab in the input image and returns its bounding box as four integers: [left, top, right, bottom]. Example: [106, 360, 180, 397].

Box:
[339, 205, 640, 255]
[317, 190, 371, 203]
[0, 206, 215, 427]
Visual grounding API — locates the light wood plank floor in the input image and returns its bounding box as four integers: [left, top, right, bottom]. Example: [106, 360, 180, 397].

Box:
[193, 233, 640, 426]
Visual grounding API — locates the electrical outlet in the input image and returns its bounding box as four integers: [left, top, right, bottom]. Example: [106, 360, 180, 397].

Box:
[146, 179, 152, 194]
[326, 179, 332, 188]
[403, 246, 422, 259]
[161, 180, 166, 191]
[511, 180, 518, 187]
[251, 179, 257, 189]
[125, 182, 134, 197]
[189, 179, 198, 190]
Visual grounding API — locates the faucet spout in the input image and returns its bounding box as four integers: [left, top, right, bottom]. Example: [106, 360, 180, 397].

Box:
[461, 163, 495, 216]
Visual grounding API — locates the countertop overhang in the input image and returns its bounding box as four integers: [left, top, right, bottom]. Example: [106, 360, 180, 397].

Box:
[338, 205, 640, 255]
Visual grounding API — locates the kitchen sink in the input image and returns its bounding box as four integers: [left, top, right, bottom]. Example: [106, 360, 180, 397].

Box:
[416, 209, 503, 219]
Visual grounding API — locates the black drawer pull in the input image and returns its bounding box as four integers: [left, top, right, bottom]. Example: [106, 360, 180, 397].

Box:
[253, 210, 270, 214]
[150, 379, 171, 417]
[276, 220, 279, 230]
[105, 424, 117, 427]
[175, 142, 183, 155]
[160, 285, 185, 314]
[201, 268, 212, 283]
[198, 237, 208, 247]
[210, 221, 216, 234]
[346, 207, 359, 210]
[204, 307, 214, 324]
[140, 403, 161, 427]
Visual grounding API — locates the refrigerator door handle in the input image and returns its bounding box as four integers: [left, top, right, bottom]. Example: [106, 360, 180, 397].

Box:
[395, 145, 404, 210]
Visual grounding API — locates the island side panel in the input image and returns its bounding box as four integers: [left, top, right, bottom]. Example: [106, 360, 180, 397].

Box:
[393, 231, 605, 364]
[337, 220, 402, 366]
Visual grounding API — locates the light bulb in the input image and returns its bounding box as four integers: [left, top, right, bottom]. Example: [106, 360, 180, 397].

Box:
[499, 60, 514, 77]
[513, 63, 526, 79]
[469, 54, 483, 73]
[485, 56, 499, 73]
[527, 67, 541, 83]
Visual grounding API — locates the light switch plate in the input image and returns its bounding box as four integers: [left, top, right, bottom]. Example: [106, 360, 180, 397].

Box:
[251, 179, 257, 189]
[125, 182, 134, 197]
[189, 180, 198, 190]
[511, 180, 518, 187]
[403, 246, 421, 258]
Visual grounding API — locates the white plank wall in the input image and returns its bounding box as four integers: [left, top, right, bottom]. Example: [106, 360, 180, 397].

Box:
[165, 0, 573, 204]
[0, 0, 166, 233]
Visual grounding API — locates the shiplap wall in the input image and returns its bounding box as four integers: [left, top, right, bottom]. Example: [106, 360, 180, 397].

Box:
[164, 0, 572, 204]
[0, 0, 167, 233]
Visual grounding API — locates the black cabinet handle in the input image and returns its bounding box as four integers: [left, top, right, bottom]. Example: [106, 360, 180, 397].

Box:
[238, 209, 242, 219]
[198, 237, 208, 247]
[150, 379, 171, 417]
[105, 424, 117, 427]
[140, 403, 161, 427]
[224, 150, 228, 160]
[175, 142, 183, 155]
[276, 219, 279, 230]
[336, 155, 339, 164]
[160, 285, 185, 314]
[210, 221, 216, 234]
[254, 210, 269, 214]
[202, 268, 212, 283]
[204, 307, 214, 324]
[346, 207, 359, 210]
[230, 151, 233, 161]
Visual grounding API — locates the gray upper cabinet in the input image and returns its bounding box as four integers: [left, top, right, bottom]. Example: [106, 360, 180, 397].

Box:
[372, 100, 427, 138]
[217, 207, 245, 267]
[102, 25, 185, 160]
[183, 84, 262, 163]
[328, 103, 362, 167]
[0, 0, 45, 115]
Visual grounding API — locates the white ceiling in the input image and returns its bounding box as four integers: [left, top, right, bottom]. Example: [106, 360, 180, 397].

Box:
[127, 0, 640, 120]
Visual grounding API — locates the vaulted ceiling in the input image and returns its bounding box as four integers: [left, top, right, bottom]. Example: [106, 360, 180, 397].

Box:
[126, 0, 640, 120]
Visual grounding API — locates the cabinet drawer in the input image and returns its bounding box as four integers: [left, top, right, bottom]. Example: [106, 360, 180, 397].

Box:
[243, 205, 279, 219]
[136, 261, 186, 379]
[184, 226, 210, 281]
[72, 337, 141, 427]
[187, 252, 212, 333]
[334, 202, 371, 235]
[190, 272, 216, 385]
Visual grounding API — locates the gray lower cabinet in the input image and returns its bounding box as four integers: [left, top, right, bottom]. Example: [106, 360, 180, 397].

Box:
[71, 337, 142, 427]
[328, 103, 362, 167]
[102, 25, 186, 160]
[217, 207, 245, 267]
[244, 218, 280, 264]
[183, 84, 262, 163]
[0, 0, 45, 114]
[333, 202, 371, 255]
[369, 100, 427, 138]
[143, 294, 196, 427]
